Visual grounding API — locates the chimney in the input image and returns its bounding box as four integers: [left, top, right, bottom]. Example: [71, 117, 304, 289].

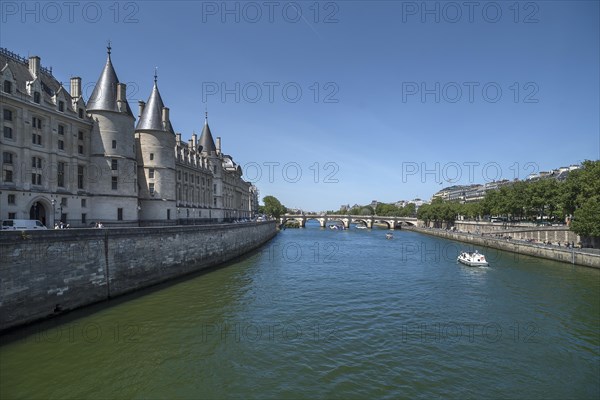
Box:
[138, 101, 146, 118]
[70, 77, 81, 98]
[216, 137, 221, 154]
[191, 132, 197, 148]
[28, 56, 41, 76]
[117, 83, 127, 102]
[162, 107, 170, 127]
[176, 133, 181, 143]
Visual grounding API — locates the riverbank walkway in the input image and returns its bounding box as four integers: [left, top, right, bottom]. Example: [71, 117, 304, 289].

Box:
[405, 226, 600, 268]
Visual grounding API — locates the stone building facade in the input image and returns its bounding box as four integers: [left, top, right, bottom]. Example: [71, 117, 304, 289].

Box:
[0, 46, 256, 227]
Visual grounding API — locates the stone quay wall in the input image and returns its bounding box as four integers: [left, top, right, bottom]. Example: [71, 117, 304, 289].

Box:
[452, 221, 579, 243]
[406, 226, 600, 269]
[0, 221, 277, 332]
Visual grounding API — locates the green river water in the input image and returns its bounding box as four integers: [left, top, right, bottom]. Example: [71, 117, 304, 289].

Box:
[1, 224, 599, 399]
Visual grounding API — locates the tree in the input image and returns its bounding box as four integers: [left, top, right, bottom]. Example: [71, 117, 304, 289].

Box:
[359, 206, 374, 216]
[417, 203, 432, 225]
[400, 203, 416, 217]
[508, 181, 528, 220]
[376, 203, 401, 216]
[262, 195, 286, 219]
[345, 206, 360, 215]
[571, 197, 600, 237]
[566, 160, 600, 237]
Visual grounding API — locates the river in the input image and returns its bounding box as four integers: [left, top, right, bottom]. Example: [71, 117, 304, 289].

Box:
[1, 221, 599, 399]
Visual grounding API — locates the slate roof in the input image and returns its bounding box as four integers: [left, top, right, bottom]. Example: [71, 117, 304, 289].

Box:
[0, 48, 68, 109]
[198, 115, 216, 154]
[86, 46, 133, 116]
[136, 79, 174, 133]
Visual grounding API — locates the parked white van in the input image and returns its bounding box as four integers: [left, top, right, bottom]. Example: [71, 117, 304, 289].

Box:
[1, 219, 48, 230]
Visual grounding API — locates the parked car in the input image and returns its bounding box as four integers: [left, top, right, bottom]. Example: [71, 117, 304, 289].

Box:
[1, 219, 48, 230]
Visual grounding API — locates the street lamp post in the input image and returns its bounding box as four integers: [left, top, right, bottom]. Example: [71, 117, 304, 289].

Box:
[51, 199, 56, 227]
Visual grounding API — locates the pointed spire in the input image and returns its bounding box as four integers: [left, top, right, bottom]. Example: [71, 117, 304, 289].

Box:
[154, 67, 158, 83]
[87, 45, 133, 116]
[199, 110, 216, 154]
[136, 75, 173, 133]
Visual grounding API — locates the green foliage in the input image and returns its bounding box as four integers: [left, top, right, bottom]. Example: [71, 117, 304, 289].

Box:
[572, 198, 600, 237]
[567, 160, 600, 237]
[417, 198, 457, 226]
[262, 195, 287, 219]
[359, 206, 374, 215]
[375, 203, 401, 216]
[400, 203, 417, 217]
[453, 160, 599, 237]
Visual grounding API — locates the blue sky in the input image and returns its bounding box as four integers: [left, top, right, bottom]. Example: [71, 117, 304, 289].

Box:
[2, 0, 599, 211]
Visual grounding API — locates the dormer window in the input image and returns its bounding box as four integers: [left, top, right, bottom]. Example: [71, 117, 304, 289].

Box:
[78, 108, 84, 118]
[3, 80, 12, 94]
[33, 91, 40, 104]
[58, 101, 65, 112]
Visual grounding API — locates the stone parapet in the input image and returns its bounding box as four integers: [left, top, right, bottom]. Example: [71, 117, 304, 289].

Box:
[0, 221, 277, 332]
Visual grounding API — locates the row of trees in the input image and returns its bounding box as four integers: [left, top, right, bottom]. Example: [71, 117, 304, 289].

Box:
[417, 160, 599, 237]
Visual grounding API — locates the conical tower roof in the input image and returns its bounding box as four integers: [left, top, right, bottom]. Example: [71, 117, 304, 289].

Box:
[199, 112, 216, 154]
[86, 44, 133, 116]
[136, 76, 174, 133]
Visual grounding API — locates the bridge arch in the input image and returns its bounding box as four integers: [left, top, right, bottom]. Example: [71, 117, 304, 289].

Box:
[373, 219, 394, 230]
[281, 217, 305, 228]
[326, 216, 350, 229]
[353, 219, 369, 226]
[351, 218, 372, 229]
[305, 217, 326, 228]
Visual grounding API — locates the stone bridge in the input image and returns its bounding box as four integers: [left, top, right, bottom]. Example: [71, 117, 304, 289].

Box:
[280, 214, 419, 230]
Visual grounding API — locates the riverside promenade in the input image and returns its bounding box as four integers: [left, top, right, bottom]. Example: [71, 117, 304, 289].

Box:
[405, 226, 600, 269]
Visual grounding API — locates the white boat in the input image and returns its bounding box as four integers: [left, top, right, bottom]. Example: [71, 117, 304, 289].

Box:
[457, 250, 488, 266]
[329, 224, 346, 230]
[385, 233, 393, 239]
[356, 225, 367, 230]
